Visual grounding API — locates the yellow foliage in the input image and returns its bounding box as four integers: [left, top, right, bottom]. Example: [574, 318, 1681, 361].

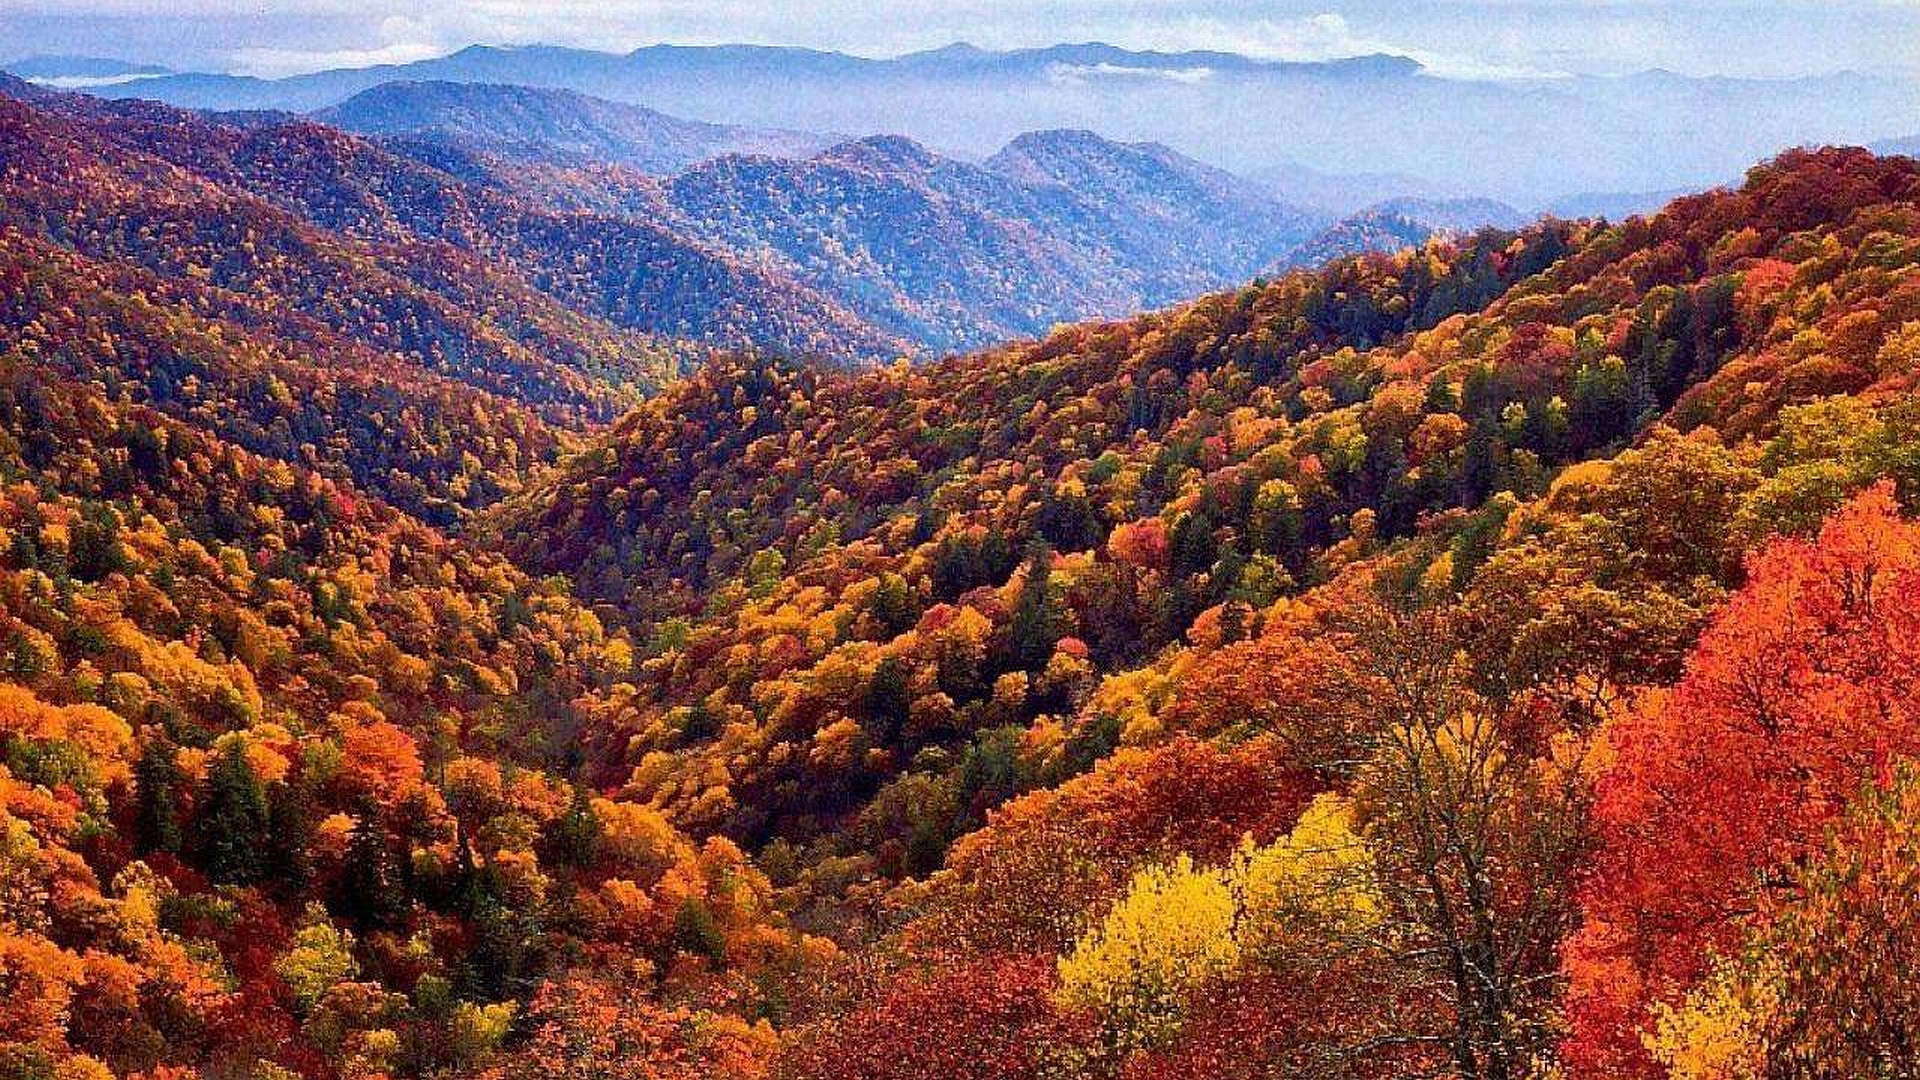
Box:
[1054, 853, 1240, 1051]
[1236, 793, 1380, 961]
[274, 908, 358, 1016]
[1646, 952, 1780, 1080]
[52, 1056, 115, 1080]
[449, 999, 516, 1064]
[1087, 665, 1174, 745]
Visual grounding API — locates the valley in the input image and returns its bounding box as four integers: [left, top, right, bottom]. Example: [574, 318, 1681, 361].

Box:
[0, 35, 1918, 1080]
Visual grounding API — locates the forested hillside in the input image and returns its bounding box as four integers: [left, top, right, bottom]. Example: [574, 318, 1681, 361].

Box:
[2, 126, 1919, 1080]
[341, 94, 1331, 353]
[494, 146, 1920, 1076]
[0, 80, 904, 381]
[1273, 196, 1529, 272]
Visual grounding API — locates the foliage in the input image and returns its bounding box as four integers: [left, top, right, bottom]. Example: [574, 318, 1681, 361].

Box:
[1, 88, 1919, 1080]
[1054, 853, 1242, 1053]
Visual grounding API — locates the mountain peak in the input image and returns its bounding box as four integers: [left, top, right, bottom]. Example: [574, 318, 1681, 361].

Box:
[819, 133, 942, 172]
[907, 42, 989, 60]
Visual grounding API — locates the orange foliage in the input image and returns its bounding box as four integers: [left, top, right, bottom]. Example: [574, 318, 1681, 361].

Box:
[1564, 483, 1920, 1078]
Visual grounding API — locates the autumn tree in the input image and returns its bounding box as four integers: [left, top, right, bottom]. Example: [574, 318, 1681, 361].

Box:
[1564, 483, 1920, 1079]
[1339, 596, 1588, 1080]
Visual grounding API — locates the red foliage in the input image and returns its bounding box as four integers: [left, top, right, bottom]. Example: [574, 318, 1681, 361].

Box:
[777, 955, 1085, 1080]
[1563, 482, 1920, 1078]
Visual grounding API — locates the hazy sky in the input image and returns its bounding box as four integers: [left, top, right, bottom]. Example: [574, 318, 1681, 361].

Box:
[2, 0, 1915, 81]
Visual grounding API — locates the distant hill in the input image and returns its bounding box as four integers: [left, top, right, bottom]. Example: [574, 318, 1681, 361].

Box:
[1542, 187, 1699, 220]
[3, 54, 171, 86]
[1875, 133, 1920, 157]
[1250, 158, 1463, 216]
[0, 82, 916, 526]
[411, 118, 1328, 352]
[1270, 195, 1528, 270]
[0, 79, 1337, 371]
[985, 129, 1319, 278]
[316, 79, 833, 173]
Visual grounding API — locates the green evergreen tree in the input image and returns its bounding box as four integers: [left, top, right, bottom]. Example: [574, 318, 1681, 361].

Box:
[863, 656, 913, 743]
[336, 803, 403, 928]
[1006, 543, 1061, 673]
[133, 737, 182, 856]
[542, 785, 603, 873]
[197, 741, 269, 885]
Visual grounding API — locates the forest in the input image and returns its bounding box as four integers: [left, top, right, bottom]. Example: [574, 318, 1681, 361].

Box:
[2, 67, 1920, 1080]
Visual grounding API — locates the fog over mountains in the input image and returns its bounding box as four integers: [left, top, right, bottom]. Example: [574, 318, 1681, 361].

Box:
[20, 41, 1918, 205]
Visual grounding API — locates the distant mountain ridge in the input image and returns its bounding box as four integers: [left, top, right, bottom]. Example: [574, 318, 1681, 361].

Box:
[316, 80, 834, 173]
[0, 78, 1347, 364]
[90, 41, 1423, 113]
[4, 54, 171, 85]
[1266, 195, 1529, 272]
[67, 40, 1920, 203]
[1876, 133, 1920, 157]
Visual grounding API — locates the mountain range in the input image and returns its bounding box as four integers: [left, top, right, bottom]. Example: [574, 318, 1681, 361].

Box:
[321, 79, 1553, 351]
[34, 40, 1920, 204]
[314, 79, 835, 173]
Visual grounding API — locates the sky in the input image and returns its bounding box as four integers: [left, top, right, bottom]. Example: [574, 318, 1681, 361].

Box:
[2, 0, 1916, 82]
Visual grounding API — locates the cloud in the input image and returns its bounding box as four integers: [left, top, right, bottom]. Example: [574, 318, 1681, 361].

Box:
[1046, 62, 1214, 86]
[1133, 12, 1567, 80]
[23, 73, 157, 87]
[231, 41, 446, 78]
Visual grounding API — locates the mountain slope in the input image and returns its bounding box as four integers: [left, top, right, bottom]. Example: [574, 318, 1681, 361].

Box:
[985, 128, 1322, 279]
[422, 122, 1325, 353]
[315, 79, 833, 173]
[0, 286, 818, 1080]
[4, 143, 1920, 1080]
[1, 83, 905, 375]
[479, 146, 1920, 1077]
[496, 146, 1920, 840]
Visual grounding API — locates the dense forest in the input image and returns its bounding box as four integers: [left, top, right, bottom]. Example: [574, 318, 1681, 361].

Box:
[2, 64, 1920, 1080]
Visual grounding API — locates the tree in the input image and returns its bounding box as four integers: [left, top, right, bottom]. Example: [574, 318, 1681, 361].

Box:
[862, 656, 913, 745]
[1760, 765, 1920, 1079]
[275, 907, 358, 1016]
[1564, 483, 1920, 1079]
[476, 967, 773, 1080]
[334, 807, 403, 929]
[781, 956, 1081, 1080]
[1054, 853, 1241, 1054]
[197, 740, 270, 885]
[132, 737, 182, 856]
[1005, 544, 1063, 674]
[1338, 597, 1588, 1080]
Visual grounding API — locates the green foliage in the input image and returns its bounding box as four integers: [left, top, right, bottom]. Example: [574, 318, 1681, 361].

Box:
[198, 741, 270, 886]
[276, 907, 360, 1016]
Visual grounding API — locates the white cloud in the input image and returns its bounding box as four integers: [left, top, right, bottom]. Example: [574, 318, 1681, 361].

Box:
[24, 72, 157, 87]
[1046, 62, 1214, 86]
[231, 41, 446, 78]
[1132, 12, 1567, 80]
